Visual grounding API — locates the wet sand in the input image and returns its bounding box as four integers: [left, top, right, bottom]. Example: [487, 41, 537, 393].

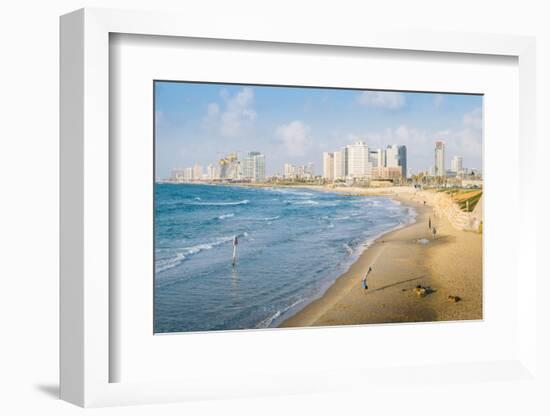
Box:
[279, 193, 482, 328]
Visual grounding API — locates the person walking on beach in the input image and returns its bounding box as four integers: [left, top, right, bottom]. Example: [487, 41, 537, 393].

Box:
[362, 266, 373, 290]
[428, 216, 432, 229]
[432, 226, 437, 240]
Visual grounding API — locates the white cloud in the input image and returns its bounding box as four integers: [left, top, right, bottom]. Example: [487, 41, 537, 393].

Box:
[356, 91, 405, 110]
[203, 87, 257, 137]
[463, 107, 482, 130]
[276, 120, 312, 157]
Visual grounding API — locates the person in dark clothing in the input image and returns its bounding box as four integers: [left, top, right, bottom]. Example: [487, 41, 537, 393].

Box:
[362, 266, 373, 290]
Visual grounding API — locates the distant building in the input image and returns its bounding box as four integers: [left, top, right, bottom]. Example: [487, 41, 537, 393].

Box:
[386, 144, 407, 178]
[370, 148, 386, 168]
[207, 163, 219, 180]
[371, 166, 403, 181]
[346, 141, 371, 179]
[171, 168, 185, 182]
[219, 153, 241, 180]
[193, 164, 203, 180]
[184, 167, 193, 181]
[283, 162, 314, 180]
[241, 151, 265, 182]
[451, 156, 463, 173]
[434, 141, 446, 177]
[333, 151, 344, 180]
[323, 152, 335, 180]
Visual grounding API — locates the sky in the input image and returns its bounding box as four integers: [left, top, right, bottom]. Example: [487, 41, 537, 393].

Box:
[155, 81, 483, 178]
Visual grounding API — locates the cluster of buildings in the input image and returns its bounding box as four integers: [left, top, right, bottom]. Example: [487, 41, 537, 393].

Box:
[168, 139, 481, 187]
[323, 141, 407, 182]
[432, 140, 480, 179]
[283, 163, 315, 180]
[171, 151, 266, 183]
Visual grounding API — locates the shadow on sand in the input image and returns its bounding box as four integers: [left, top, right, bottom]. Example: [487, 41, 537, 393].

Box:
[373, 275, 426, 292]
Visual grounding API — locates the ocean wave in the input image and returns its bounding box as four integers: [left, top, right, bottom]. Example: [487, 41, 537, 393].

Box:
[196, 199, 250, 206]
[256, 298, 305, 329]
[217, 213, 235, 220]
[263, 216, 280, 221]
[268, 188, 314, 197]
[288, 199, 319, 205]
[343, 243, 353, 255]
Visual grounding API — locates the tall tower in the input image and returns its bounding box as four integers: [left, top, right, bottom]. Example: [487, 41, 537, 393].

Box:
[323, 152, 335, 180]
[333, 151, 343, 179]
[346, 141, 371, 179]
[451, 155, 463, 173]
[386, 144, 407, 178]
[434, 141, 445, 177]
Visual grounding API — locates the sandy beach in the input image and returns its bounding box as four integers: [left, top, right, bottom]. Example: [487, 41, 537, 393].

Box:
[279, 188, 482, 327]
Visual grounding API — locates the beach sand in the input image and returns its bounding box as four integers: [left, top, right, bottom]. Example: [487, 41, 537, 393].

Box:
[279, 192, 482, 328]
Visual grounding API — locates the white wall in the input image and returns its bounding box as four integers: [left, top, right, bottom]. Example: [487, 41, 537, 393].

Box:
[0, 0, 548, 415]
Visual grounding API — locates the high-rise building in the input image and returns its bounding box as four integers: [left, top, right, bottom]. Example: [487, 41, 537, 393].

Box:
[219, 152, 241, 180]
[370, 148, 386, 168]
[193, 164, 203, 180]
[346, 141, 371, 179]
[333, 151, 343, 179]
[242, 151, 265, 182]
[434, 141, 445, 177]
[323, 152, 335, 180]
[451, 156, 463, 173]
[184, 167, 193, 181]
[284, 163, 295, 178]
[283, 162, 313, 180]
[386, 145, 407, 178]
[207, 163, 219, 180]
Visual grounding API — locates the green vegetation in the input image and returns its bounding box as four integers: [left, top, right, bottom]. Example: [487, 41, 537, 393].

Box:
[439, 188, 482, 212]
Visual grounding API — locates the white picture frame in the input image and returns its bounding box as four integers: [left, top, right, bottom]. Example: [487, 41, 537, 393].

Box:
[60, 7, 537, 407]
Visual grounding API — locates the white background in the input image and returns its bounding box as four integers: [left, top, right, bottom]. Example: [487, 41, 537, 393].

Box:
[1, 0, 549, 415]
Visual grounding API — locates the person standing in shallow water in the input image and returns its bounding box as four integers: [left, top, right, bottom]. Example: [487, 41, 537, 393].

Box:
[232, 235, 238, 266]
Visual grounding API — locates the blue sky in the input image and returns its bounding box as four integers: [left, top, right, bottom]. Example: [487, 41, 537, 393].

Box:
[155, 81, 483, 178]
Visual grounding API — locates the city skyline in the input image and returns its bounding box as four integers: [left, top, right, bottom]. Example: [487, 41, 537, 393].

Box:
[155, 82, 483, 179]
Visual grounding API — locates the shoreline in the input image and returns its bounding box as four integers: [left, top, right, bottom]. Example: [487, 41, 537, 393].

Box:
[278, 191, 482, 328]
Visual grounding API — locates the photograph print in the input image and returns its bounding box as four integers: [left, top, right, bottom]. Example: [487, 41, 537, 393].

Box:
[154, 81, 483, 333]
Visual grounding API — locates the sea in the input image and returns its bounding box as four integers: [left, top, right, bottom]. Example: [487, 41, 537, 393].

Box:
[154, 183, 416, 333]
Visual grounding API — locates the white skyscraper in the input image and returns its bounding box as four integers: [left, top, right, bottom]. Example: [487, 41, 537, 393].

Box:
[333, 151, 343, 179]
[207, 163, 219, 180]
[242, 151, 265, 182]
[346, 141, 371, 179]
[434, 141, 446, 177]
[451, 156, 463, 173]
[323, 152, 334, 180]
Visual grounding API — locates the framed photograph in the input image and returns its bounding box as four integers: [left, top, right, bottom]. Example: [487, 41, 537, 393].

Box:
[153, 81, 483, 334]
[60, 8, 538, 407]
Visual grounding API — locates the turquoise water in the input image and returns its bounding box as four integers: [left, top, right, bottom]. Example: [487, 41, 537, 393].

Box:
[154, 184, 415, 333]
